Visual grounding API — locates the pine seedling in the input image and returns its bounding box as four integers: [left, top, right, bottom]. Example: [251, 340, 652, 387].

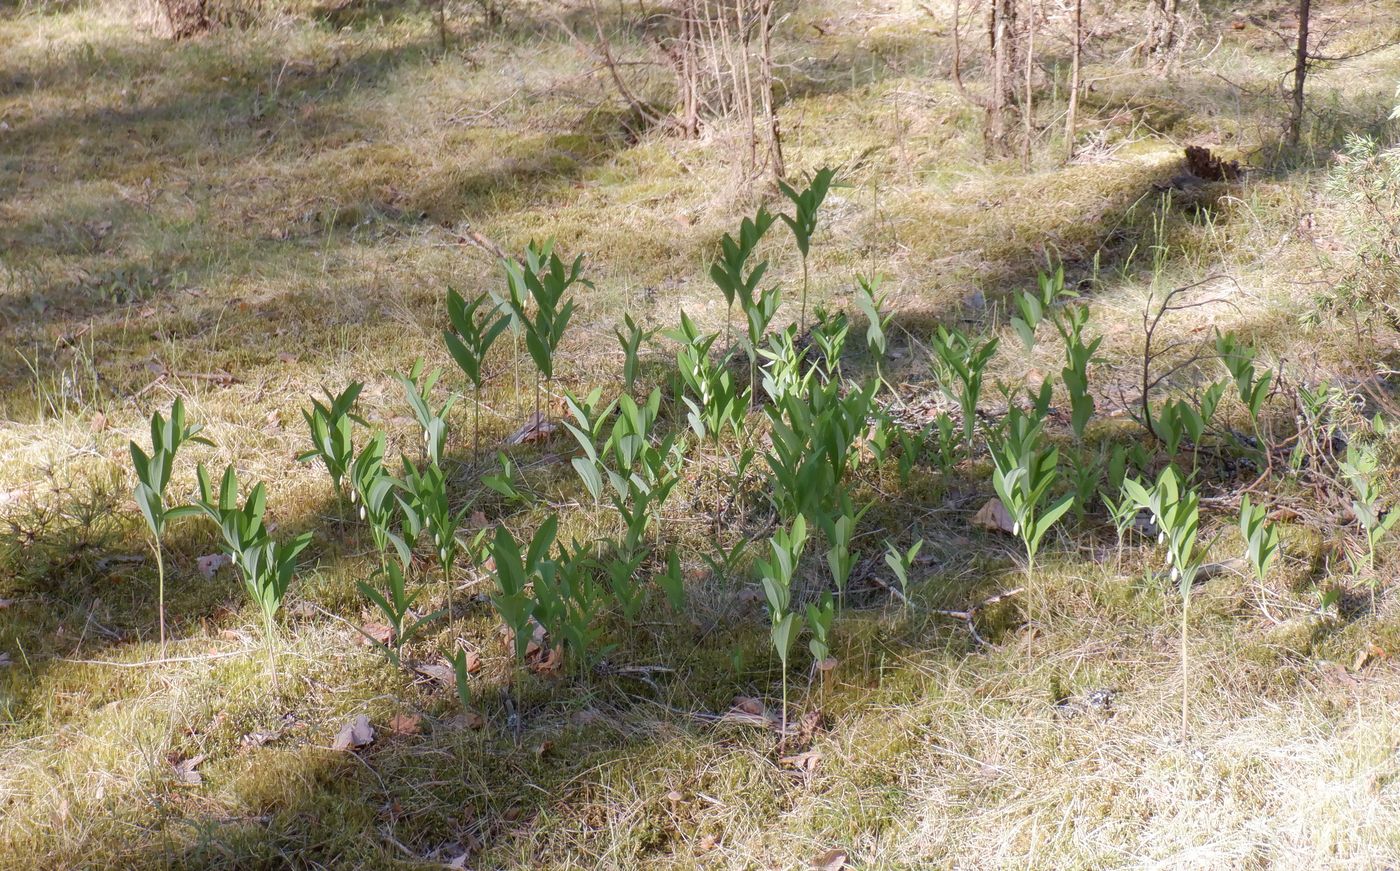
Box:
[130, 397, 211, 655]
[778, 167, 837, 333]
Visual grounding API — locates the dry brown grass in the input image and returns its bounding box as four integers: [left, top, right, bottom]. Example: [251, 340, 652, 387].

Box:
[3, 0, 1400, 867]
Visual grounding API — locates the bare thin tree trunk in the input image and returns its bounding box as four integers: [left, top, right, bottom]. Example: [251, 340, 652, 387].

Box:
[672, 0, 702, 138]
[987, 0, 1019, 153]
[756, 0, 786, 182]
[1065, 0, 1082, 162]
[734, 1, 759, 179]
[1287, 0, 1312, 148]
[160, 0, 208, 38]
[1022, 0, 1036, 171]
[1144, 0, 1184, 65]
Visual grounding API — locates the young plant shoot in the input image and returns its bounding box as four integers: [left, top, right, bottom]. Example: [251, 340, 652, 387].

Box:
[129, 397, 212, 655]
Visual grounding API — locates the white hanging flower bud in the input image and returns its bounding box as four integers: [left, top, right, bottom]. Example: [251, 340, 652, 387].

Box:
[1165, 549, 1174, 566]
[359, 506, 366, 520]
[350, 489, 358, 504]
[434, 532, 442, 547]
[424, 430, 431, 444]
[1170, 566, 1180, 582]
[439, 547, 447, 562]
[1157, 531, 1166, 544]
[1012, 521, 1021, 536]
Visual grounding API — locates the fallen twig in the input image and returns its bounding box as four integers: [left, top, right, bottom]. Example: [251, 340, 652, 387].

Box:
[60, 649, 248, 668]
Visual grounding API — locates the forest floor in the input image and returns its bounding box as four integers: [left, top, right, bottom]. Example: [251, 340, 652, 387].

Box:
[4, 0, 1400, 868]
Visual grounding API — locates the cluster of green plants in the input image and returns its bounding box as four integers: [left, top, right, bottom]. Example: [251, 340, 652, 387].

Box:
[126, 164, 1399, 740]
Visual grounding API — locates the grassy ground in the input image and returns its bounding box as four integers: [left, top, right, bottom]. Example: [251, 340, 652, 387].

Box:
[4, 0, 1400, 867]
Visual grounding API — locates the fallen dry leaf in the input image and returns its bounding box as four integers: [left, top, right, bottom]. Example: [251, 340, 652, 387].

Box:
[240, 729, 282, 748]
[505, 412, 557, 445]
[972, 498, 1015, 535]
[780, 749, 823, 772]
[412, 661, 456, 686]
[89, 412, 107, 433]
[462, 649, 482, 674]
[387, 713, 421, 736]
[360, 622, 395, 647]
[529, 644, 565, 677]
[468, 510, 489, 529]
[172, 754, 206, 785]
[811, 848, 849, 870]
[277, 352, 298, 364]
[732, 696, 766, 716]
[332, 714, 375, 751]
[816, 657, 839, 673]
[197, 553, 232, 579]
[1353, 644, 1387, 672]
[462, 711, 486, 730]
